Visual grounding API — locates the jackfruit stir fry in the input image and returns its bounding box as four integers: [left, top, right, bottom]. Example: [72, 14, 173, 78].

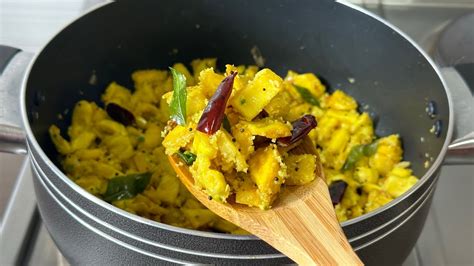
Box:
[49, 59, 418, 234]
[163, 67, 318, 210]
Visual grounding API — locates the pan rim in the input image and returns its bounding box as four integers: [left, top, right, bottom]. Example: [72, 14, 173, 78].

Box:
[19, 0, 454, 241]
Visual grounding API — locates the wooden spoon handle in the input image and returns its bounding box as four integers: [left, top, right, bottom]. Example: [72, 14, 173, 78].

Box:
[248, 177, 363, 265]
[168, 154, 363, 265]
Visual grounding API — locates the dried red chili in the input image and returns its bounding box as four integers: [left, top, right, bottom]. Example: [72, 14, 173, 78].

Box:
[106, 103, 135, 126]
[253, 109, 269, 120]
[196, 72, 237, 135]
[253, 135, 271, 149]
[277, 114, 317, 146]
[328, 180, 348, 205]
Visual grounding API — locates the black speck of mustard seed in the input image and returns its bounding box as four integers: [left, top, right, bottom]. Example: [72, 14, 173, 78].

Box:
[240, 99, 246, 105]
[240, 128, 245, 133]
[274, 177, 279, 182]
[232, 138, 236, 142]
[238, 148, 241, 152]
[295, 167, 299, 172]
[208, 195, 213, 200]
[263, 88, 266, 91]
[188, 128, 193, 131]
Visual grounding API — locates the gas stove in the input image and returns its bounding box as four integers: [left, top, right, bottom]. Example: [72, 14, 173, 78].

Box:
[0, 1, 473, 265]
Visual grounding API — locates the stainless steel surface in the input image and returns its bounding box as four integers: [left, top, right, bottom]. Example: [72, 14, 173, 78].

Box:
[416, 165, 474, 266]
[0, 159, 37, 265]
[441, 68, 474, 151]
[356, 0, 474, 6]
[0, 1, 472, 266]
[0, 153, 24, 221]
[26, 221, 69, 266]
[364, 3, 473, 53]
[0, 51, 31, 154]
[434, 13, 474, 66]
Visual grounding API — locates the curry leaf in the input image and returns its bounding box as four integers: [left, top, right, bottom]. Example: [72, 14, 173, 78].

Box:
[169, 67, 187, 125]
[176, 150, 197, 165]
[342, 140, 379, 171]
[342, 145, 365, 172]
[363, 140, 379, 156]
[294, 85, 320, 107]
[222, 115, 232, 133]
[103, 172, 151, 202]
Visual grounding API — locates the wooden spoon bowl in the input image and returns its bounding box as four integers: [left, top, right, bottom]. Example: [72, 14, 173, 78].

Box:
[168, 137, 363, 265]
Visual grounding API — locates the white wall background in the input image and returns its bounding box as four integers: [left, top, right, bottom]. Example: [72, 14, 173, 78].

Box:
[0, 0, 105, 52]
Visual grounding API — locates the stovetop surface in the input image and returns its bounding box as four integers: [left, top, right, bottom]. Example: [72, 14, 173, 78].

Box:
[0, 1, 473, 265]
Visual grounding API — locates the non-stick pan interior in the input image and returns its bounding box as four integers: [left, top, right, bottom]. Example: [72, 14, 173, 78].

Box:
[25, 0, 448, 178]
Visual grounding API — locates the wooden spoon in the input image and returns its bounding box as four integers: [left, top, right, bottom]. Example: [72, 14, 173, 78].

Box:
[168, 136, 363, 265]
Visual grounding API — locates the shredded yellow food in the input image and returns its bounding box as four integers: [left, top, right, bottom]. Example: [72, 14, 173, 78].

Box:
[49, 58, 418, 234]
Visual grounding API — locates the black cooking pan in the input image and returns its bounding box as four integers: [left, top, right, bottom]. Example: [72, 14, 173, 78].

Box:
[0, 0, 473, 264]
